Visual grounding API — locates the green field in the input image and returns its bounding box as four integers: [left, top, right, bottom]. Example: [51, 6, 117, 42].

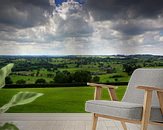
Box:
[0, 87, 126, 113]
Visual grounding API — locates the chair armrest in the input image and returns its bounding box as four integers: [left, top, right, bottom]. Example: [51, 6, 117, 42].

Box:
[137, 86, 163, 92]
[137, 86, 163, 116]
[87, 82, 118, 89]
[87, 82, 118, 101]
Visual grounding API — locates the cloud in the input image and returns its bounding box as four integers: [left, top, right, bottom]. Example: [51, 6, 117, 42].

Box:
[54, 14, 93, 37]
[85, 0, 163, 37]
[86, 0, 163, 20]
[0, 0, 163, 55]
[0, 0, 94, 55]
[111, 18, 163, 36]
[0, 0, 52, 29]
[0, 0, 93, 44]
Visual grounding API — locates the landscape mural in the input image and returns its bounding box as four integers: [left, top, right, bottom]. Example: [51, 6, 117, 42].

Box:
[0, 0, 163, 113]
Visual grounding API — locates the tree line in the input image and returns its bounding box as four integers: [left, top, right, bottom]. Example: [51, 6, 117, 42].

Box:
[5, 70, 100, 85]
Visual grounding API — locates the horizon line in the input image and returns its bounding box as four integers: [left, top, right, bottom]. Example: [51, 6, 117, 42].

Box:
[0, 54, 163, 56]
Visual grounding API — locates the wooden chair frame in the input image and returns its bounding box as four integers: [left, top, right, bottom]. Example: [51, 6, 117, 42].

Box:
[87, 83, 163, 130]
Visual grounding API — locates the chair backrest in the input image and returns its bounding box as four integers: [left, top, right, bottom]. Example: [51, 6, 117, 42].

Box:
[122, 68, 163, 107]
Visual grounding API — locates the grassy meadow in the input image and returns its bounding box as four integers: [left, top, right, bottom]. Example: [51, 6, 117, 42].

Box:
[0, 87, 126, 113]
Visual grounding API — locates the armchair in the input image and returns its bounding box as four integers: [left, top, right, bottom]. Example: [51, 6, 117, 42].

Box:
[85, 68, 163, 130]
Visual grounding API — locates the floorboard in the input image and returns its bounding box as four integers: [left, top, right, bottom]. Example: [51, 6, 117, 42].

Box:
[0, 113, 123, 130]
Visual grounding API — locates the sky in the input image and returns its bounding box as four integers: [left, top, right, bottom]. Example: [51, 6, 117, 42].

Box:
[0, 0, 163, 55]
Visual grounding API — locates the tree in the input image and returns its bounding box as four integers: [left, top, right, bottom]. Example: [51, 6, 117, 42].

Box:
[73, 70, 92, 83]
[114, 78, 118, 82]
[54, 71, 72, 83]
[123, 63, 141, 75]
[92, 76, 100, 83]
[54, 71, 65, 83]
[5, 76, 13, 84]
[35, 79, 46, 84]
[36, 70, 40, 77]
[54, 70, 92, 83]
[16, 79, 26, 85]
[47, 73, 54, 78]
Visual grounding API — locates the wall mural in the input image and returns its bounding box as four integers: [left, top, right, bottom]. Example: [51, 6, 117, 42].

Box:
[0, 0, 163, 129]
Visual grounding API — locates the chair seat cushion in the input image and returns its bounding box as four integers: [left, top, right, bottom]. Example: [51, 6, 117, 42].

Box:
[85, 100, 163, 122]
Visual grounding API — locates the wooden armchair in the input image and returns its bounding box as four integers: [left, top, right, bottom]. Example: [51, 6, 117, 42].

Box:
[85, 69, 163, 130]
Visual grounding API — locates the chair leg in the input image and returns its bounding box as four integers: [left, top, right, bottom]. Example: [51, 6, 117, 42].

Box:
[121, 121, 127, 130]
[92, 113, 98, 130]
[141, 90, 153, 130]
[141, 122, 149, 130]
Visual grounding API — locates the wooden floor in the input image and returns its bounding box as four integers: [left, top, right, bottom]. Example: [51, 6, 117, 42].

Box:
[0, 113, 139, 130]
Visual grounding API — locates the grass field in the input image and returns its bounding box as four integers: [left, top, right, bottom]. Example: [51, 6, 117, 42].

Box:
[0, 87, 126, 113]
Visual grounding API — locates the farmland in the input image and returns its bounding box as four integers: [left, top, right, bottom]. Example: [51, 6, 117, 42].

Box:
[1, 55, 163, 85]
[0, 55, 163, 112]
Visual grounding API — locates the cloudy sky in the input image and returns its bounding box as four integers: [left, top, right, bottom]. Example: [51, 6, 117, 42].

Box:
[0, 0, 163, 55]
